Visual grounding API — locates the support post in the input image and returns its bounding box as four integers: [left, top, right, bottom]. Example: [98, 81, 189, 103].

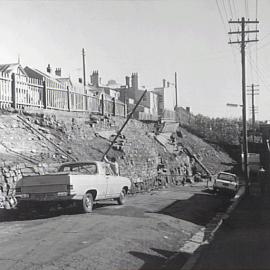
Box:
[67, 86, 71, 112]
[101, 94, 104, 115]
[11, 73, 17, 109]
[112, 98, 116, 116]
[43, 80, 47, 109]
[101, 90, 147, 160]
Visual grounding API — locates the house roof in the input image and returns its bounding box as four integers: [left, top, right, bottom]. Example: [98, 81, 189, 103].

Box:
[24, 66, 62, 84]
[0, 63, 28, 76]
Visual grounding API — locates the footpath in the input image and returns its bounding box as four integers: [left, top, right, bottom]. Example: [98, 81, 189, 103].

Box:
[191, 182, 270, 270]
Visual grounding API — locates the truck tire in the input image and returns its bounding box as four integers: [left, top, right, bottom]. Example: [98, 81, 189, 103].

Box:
[117, 189, 126, 205]
[82, 193, 94, 213]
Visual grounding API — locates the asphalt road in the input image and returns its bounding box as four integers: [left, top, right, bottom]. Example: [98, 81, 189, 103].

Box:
[0, 185, 232, 270]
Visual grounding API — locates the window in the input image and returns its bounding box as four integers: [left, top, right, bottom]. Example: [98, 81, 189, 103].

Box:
[218, 173, 236, 182]
[59, 163, 97, 175]
[105, 164, 114, 176]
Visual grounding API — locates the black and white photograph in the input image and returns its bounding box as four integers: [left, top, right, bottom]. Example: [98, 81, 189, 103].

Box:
[0, 0, 269, 269]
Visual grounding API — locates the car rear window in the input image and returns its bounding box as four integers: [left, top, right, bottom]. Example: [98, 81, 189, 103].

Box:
[217, 173, 236, 182]
[58, 163, 97, 175]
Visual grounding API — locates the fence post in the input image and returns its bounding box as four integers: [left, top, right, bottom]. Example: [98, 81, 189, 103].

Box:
[11, 73, 17, 109]
[84, 93, 88, 112]
[101, 94, 104, 115]
[67, 86, 71, 112]
[112, 98, 116, 116]
[43, 80, 47, 109]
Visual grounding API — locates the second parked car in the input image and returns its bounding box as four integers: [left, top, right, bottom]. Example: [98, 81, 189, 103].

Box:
[213, 172, 239, 194]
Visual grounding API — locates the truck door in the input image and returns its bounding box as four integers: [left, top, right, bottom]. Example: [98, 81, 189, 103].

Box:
[105, 165, 118, 198]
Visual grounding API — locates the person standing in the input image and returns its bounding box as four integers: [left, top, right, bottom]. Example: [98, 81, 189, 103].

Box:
[104, 155, 120, 176]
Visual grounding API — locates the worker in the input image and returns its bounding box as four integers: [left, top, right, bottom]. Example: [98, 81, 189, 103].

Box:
[104, 155, 120, 176]
[258, 166, 267, 195]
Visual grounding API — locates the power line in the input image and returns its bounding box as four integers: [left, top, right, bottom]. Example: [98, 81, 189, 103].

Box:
[245, 0, 249, 18]
[228, 0, 234, 19]
[222, 0, 229, 20]
[215, 0, 227, 32]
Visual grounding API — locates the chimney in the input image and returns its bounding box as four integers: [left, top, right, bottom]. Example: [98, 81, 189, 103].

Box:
[186, 107, 190, 113]
[55, 68, 61, 77]
[125, 76, 130, 88]
[91, 70, 99, 87]
[162, 79, 166, 88]
[47, 64, 51, 74]
[131, 73, 138, 91]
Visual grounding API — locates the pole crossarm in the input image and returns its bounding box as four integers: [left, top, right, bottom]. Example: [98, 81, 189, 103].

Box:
[229, 20, 259, 24]
[229, 39, 259, 44]
[228, 30, 259, 34]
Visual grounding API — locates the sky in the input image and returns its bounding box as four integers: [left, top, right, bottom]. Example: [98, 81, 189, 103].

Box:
[0, 0, 270, 120]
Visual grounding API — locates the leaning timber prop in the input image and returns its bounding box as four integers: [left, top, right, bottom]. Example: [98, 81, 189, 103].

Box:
[101, 90, 147, 161]
[183, 146, 212, 177]
[17, 115, 77, 162]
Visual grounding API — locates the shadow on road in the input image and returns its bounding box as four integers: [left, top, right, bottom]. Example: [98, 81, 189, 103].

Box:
[150, 192, 231, 226]
[0, 201, 120, 222]
[130, 248, 190, 270]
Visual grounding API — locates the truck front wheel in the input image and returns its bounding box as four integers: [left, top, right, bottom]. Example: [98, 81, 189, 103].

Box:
[82, 193, 94, 213]
[117, 189, 126, 205]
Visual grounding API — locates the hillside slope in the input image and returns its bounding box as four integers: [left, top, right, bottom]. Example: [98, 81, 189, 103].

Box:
[0, 109, 234, 201]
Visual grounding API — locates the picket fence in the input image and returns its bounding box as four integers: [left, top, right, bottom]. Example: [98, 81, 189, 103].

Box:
[0, 72, 126, 117]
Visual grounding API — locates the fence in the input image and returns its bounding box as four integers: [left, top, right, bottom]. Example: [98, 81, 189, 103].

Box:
[0, 72, 126, 117]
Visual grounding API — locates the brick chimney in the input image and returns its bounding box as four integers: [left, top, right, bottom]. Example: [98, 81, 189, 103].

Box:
[91, 70, 99, 87]
[55, 68, 61, 77]
[125, 76, 130, 88]
[131, 73, 138, 91]
[162, 79, 166, 88]
[47, 64, 51, 74]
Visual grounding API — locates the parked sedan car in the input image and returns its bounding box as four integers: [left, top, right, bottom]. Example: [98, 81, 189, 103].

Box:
[15, 161, 131, 213]
[213, 172, 239, 194]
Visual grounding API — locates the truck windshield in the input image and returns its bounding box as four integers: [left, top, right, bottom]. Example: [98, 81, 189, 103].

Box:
[58, 163, 97, 175]
[218, 173, 236, 182]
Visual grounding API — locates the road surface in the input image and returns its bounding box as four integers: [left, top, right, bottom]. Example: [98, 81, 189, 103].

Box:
[0, 185, 231, 270]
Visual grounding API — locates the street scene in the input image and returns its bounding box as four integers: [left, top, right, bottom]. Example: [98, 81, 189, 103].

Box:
[0, 185, 232, 270]
[0, 1, 270, 270]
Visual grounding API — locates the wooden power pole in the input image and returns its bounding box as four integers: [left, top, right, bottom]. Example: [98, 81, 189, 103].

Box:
[228, 17, 259, 189]
[247, 84, 259, 142]
[82, 48, 86, 92]
[174, 72, 178, 109]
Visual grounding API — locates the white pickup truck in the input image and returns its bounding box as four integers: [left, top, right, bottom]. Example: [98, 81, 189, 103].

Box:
[15, 161, 131, 213]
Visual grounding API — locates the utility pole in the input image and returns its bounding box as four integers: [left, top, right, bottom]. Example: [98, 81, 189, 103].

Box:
[247, 84, 259, 142]
[82, 48, 86, 93]
[228, 17, 259, 189]
[174, 72, 178, 109]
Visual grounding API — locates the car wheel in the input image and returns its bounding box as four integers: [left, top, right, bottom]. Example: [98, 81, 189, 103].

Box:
[82, 193, 94, 213]
[117, 189, 126, 205]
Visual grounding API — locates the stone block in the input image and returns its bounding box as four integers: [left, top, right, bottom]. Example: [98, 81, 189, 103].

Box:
[17, 163, 26, 169]
[21, 168, 34, 174]
[3, 167, 9, 173]
[5, 177, 13, 183]
[3, 172, 11, 177]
